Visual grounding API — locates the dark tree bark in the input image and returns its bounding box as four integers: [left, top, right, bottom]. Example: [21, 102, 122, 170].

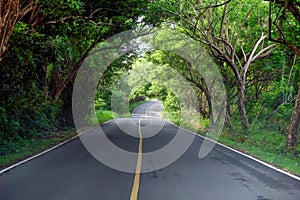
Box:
[268, 0, 300, 56]
[268, 0, 300, 154]
[0, 0, 36, 62]
[237, 81, 249, 131]
[286, 85, 300, 155]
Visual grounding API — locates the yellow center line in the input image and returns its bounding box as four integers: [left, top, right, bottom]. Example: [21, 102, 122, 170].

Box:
[130, 119, 143, 200]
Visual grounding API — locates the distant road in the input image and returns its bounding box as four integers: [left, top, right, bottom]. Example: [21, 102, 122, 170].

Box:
[1, 101, 300, 199]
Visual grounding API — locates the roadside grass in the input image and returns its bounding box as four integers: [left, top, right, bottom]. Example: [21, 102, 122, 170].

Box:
[162, 111, 182, 125]
[164, 111, 300, 177]
[96, 110, 116, 124]
[218, 131, 300, 176]
[5, 100, 298, 177]
[90, 100, 149, 124]
[0, 100, 149, 170]
[0, 130, 76, 170]
[163, 109, 210, 132]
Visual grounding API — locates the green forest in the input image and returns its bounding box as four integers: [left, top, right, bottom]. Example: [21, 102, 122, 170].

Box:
[1, 0, 300, 174]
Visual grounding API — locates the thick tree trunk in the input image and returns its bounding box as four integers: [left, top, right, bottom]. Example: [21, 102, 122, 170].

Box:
[206, 94, 214, 123]
[57, 83, 75, 127]
[237, 81, 249, 131]
[286, 85, 300, 155]
[225, 103, 233, 131]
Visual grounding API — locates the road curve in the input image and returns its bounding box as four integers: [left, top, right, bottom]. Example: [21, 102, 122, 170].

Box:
[0, 100, 300, 200]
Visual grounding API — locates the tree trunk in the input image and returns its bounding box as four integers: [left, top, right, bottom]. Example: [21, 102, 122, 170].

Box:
[237, 81, 249, 131]
[225, 103, 233, 131]
[0, 0, 36, 62]
[57, 82, 75, 127]
[286, 85, 300, 155]
[206, 94, 214, 123]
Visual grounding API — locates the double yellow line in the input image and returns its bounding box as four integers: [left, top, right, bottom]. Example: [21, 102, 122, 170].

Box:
[130, 119, 143, 200]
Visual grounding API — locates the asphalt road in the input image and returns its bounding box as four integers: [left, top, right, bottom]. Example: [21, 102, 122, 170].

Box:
[1, 101, 300, 200]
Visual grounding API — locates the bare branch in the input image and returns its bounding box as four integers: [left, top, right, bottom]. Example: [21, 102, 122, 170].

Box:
[238, 40, 247, 61]
[266, 0, 300, 22]
[196, 0, 231, 10]
[232, 9, 253, 60]
[251, 44, 276, 61]
[242, 34, 275, 83]
[246, 34, 267, 66]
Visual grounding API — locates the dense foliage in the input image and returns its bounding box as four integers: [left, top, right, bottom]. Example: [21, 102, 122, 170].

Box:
[0, 0, 148, 155]
[1, 0, 300, 158]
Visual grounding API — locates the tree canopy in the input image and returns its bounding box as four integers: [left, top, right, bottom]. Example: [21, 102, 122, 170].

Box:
[1, 0, 300, 157]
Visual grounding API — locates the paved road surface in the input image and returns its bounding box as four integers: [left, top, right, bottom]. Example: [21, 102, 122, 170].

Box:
[1, 101, 300, 199]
